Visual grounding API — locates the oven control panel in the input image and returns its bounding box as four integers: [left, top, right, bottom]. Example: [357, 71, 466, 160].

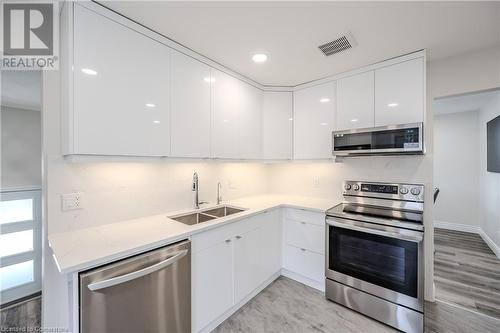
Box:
[343, 181, 424, 202]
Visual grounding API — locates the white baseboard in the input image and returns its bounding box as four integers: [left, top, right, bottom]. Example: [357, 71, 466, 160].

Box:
[479, 229, 500, 259]
[434, 220, 500, 260]
[434, 220, 480, 234]
[281, 269, 325, 292]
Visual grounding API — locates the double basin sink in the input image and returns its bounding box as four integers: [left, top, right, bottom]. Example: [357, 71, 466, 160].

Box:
[170, 205, 246, 226]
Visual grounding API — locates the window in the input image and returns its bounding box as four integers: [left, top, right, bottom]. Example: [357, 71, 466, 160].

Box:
[0, 190, 41, 304]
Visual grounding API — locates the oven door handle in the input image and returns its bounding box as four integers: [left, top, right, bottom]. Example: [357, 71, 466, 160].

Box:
[326, 219, 423, 243]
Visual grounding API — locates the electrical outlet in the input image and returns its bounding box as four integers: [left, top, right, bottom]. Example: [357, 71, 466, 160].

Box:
[61, 192, 83, 211]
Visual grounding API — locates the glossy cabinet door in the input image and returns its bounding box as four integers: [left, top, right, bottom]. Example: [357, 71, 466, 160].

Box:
[259, 209, 283, 277]
[233, 226, 263, 304]
[336, 71, 374, 130]
[238, 82, 263, 159]
[170, 51, 211, 157]
[262, 92, 293, 159]
[73, 5, 170, 156]
[211, 69, 241, 158]
[375, 58, 424, 127]
[192, 239, 233, 332]
[293, 81, 336, 159]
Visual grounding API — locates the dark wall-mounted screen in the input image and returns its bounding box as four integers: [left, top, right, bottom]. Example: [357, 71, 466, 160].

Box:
[487, 115, 500, 173]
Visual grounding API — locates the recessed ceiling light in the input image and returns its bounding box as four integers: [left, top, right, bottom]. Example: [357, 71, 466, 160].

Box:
[204, 77, 216, 83]
[145, 103, 156, 108]
[289, 117, 293, 121]
[351, 118, 359, 122]
[319, 98, 330, 103]
[153, 120, 160, 124]
[320, 122, 328, 126]
[388, 103, 399, 107]
[223, 119, 229, 123]
[252, 53, 268, 63]
[81, 68, 97, 75]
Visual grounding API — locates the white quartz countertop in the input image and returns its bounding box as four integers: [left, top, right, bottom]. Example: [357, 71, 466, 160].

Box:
[48, 195, 335, 274]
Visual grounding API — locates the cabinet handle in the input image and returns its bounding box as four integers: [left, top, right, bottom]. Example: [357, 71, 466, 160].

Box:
[301, 221, 306, 225]
[235, 235, 242, 240]
[300, 248, 306, 252]
[225, 239, 231, 243]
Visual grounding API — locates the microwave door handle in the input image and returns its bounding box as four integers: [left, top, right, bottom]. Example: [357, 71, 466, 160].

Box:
[87, 249, 188, 291]
[327, 220, 423, 243]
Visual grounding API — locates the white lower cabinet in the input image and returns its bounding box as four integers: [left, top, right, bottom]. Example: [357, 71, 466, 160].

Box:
[283, 209, 325, 287]
[192, 239, 233, 332]
[234, 226, 263, 304]
[191, 210, 281, 332]
[283, 245, 324, 283]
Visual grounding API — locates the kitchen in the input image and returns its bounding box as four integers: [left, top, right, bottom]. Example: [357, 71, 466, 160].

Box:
[1, 1, 499, 333]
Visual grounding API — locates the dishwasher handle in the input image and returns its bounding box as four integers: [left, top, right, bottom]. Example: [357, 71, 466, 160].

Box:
[88, 249, 188, 291]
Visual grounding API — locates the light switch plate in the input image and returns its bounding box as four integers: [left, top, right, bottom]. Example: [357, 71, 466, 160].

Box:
[61, 192, 83, 211]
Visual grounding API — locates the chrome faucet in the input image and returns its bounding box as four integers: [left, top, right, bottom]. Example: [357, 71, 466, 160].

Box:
[192, 172, 208, 209]
[217, 181, 222, 205]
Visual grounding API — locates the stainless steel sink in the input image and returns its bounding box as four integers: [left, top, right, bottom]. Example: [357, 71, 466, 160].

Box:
[170, 212, 216, 225]
[202, 206, 246, 218]
[169, 205, 246, 225]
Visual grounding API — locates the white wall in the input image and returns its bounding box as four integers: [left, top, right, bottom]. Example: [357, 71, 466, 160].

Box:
[433, 110, 480, 230]
[479, 92, 500, 256]
[1, 106, 42, 190]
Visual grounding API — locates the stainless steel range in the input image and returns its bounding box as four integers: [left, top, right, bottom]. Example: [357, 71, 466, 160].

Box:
[325, 181, 424, 333]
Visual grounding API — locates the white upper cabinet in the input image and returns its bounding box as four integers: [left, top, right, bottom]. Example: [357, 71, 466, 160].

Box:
[72, 5, 170, 156]
[374, 58, 424, 127]
[211, 69, 263, 159]
[336, 71, 374, 130]
[293, 81, 336, 159]
[170, 51, 211, 158]
[262, 92, 292, 160]
[211, 69, 242, 159]
[239, 82, 263, 159]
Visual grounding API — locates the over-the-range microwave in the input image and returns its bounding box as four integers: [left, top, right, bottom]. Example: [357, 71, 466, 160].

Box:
[332, 122, 424, 156]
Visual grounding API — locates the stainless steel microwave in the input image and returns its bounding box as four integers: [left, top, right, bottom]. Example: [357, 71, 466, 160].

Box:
[332, 123, 424, 156]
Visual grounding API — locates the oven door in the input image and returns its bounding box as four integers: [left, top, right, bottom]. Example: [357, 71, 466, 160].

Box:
[326, 217, 424, 311]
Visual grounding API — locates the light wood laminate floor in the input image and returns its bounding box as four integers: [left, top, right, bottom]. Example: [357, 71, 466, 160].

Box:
[434, 228, 500, 319]
[0, 296, 41, 331]
[214, 276, 500, 333]
[215, 228, 500, 333]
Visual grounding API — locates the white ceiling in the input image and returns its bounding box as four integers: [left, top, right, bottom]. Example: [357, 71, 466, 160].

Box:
[100, 1, 500, 86]
[1, 71, 42, 111]
[433, 90, 500, 116]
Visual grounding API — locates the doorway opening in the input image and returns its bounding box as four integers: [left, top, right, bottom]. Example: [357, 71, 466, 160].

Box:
[432, 88, 500, 320]
[0, 70, 42, 329]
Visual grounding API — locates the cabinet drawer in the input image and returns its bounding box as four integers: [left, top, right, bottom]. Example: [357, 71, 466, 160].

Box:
[283, 245, 324, 283]
[285, 208, 325, 226]
[191, 214, 262, 254]
[191, 224, 236, 254]
[284, 219, 324, 254]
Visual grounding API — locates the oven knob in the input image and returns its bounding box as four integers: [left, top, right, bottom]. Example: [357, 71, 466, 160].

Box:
[411, 188, 421, 196]
[400, 187, 409, 194]
[344, 184, 352, 191]
[353, 184, 360, 191]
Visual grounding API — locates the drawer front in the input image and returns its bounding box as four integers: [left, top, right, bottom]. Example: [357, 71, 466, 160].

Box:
[191, 213, 263, 253]
[283, 245, 324, 283]
[284, 219, 324, 254]
[285, 208, 325, 226]
[191, 223, 237, 254]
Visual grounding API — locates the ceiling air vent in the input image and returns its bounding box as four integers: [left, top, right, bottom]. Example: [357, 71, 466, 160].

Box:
[318, 32, 357, 56]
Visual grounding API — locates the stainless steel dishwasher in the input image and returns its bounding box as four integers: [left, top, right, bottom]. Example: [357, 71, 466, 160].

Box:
[79, 240, 191, 333]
